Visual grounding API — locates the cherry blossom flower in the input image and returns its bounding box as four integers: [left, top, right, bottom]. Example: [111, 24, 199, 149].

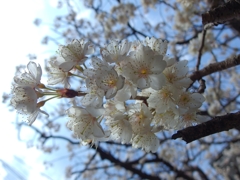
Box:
[66, 106, 106, 141]
[128, 103, 153, 132]
[131, 127, 159, 153]
[101, 39, 131, 63]
[110, 3, 136, 25]
[147, 85, 178, 113]
[153, 110, 180, 129]
[106, 115, 132, 144]
[14, 61, 42, 88]
[104, 100, 126, 118]
[163, 56, 176, 67]
[114, 79, 137, 101]
[11, 86, 48, 125]
[81, 130, 111, 147]
[145, 37, 168, 55]
[178, 109, 209, 128]
[11, 86, 38, 115]
[58, 39, 94, 71]
[11, 61, 48, 125]
[174, 10, 192, 31]
[123, 45, 166, 90]
[81, 79, 105, 108]
[95, 66, 124, 99]
[84, 58, 124, 99]
[141, 0, 158, 11]
[163, 60, 192, 88]
[177, 91, 205, 111]
[177, 0, 195, 8]
[83, 57, 109, 77]
[130, 40, 141, 51]
[47, 58, 69, 88]
[25, 104, 49, 125]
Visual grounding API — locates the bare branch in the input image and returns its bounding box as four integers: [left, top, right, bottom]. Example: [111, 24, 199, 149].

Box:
[172, 111, 240, 143]
[190, 54, 240, 81]
[95, 146, 161, 180]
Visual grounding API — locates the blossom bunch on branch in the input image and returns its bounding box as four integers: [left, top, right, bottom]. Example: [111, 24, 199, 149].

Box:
[11, 37, 205, 152]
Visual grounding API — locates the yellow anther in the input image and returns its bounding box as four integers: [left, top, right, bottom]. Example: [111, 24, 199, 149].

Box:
[141, 69, 147, 74]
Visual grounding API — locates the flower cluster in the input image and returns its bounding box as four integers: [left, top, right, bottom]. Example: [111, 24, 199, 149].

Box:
[173, 1, 202, 32]
[11, 62, 48, 125]
[11, 37, 206, 152]
[111, 3, 136, 24]
[96, 3, 136, 39]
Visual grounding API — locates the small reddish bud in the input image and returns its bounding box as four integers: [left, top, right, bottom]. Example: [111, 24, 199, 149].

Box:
[57, 89, 78, 98]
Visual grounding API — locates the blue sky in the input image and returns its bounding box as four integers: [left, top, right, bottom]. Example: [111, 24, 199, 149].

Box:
[0, 0, 69, 179]
[0, 0, 95, 178]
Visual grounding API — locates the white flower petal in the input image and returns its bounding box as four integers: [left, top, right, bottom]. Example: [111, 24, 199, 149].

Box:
[59, 61, 78, 72]
[150, 57, 166, 73]
[92, 121, 105, 137]
[149, 74, 166, 90]
[27, 61, 42, 82]
[137, 78, 149, 89]
[86, 107, 104, 117]
[132, 131, 159, 153]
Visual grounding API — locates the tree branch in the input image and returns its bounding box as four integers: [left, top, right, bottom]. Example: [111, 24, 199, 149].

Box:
[172, 111, 240, 143]
[196, 30, 207, 71]
[96, 146, 161, 180]
[202, 0, 240, 25]
[147, 156, 195, 180]
[190, 54, 240, 81]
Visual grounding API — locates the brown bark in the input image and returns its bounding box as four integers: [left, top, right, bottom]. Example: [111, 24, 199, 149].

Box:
[172, 111, 240, 143]
[190, 54, 240, 81]
[202, 0, 240, 25]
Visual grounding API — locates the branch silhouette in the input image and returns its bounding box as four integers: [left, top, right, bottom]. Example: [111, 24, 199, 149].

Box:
[172, 111, 240, 143]
[190, 54, 240, 81]
[202, 0, 240, 25]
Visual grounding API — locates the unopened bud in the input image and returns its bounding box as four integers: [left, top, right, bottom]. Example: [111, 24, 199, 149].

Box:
[56, 89, 78, 98]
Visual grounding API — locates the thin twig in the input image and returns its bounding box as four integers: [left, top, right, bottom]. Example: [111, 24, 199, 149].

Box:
[196, 30, 207, 71]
